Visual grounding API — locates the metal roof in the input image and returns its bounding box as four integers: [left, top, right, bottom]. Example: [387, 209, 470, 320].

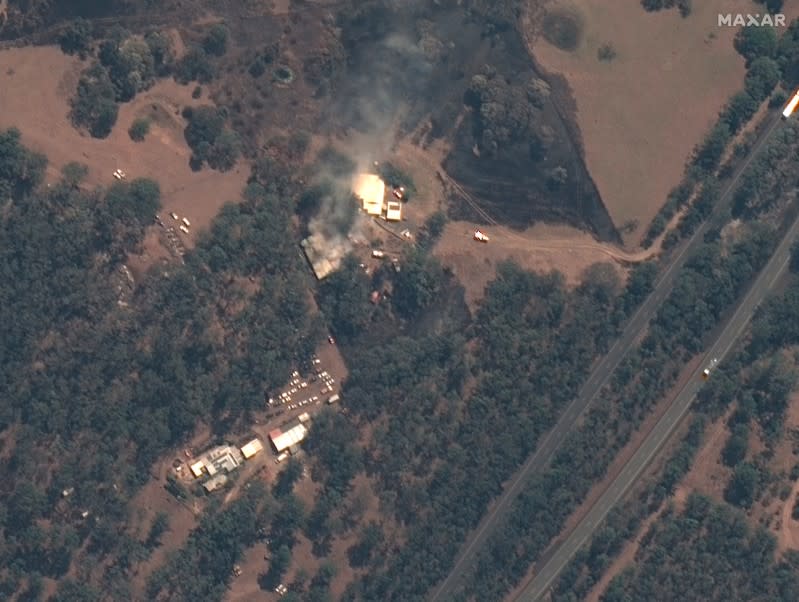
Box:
[270, 423, 308, 453]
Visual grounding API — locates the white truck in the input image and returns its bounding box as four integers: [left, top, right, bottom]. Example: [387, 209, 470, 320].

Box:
[327, 394, 340, 405]
[473, 229, 490, 243]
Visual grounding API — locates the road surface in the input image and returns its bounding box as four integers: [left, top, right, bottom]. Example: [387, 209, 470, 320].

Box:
[428, 112, 784, 601]
[516, 205, 799, 601]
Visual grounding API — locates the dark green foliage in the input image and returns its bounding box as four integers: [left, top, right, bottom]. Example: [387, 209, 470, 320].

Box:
[144, 30, 175, 76]
[0, 128, 46, 198]
[791, 241, 799, 273]
[146, 484, 265, 600]
[725, 462, 760, 508]
[744, 57, 781, 101]
[466, 69, 543, 156]
[692, 122, 731, 173]
[128, 117, 150, 141]
[273, 457, 304, 498]
[203, 23, 230, 57]
[59, 18, 93, 56]
[376, 161, 416, 200]
[392, 250, 444, 319]
[602, 494, 798, 601]
[98, 35, 156, 102]
[721, 91, 759, 133]
[735, 26, 778, 64]
[640, 0, 692, 17]
[70, 63, 119, 138]
[319, 256, 373, 341]
[778, 20, 799, 87]
[722, 424, 749, 467]
[175, 46, 214, 84]
[183, 106, 240, 171]
[0, 136, 314, 598]
[146, 512, 169, 548]
[348, 522, 384, 568]
[61, 162, 88, 188]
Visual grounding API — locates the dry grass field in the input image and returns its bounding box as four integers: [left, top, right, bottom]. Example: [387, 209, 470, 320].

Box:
[527, 0, 768, 247]
[0, 45, 249, 248]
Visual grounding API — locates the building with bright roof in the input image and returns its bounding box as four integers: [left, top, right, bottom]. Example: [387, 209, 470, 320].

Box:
[190, 460, 205, 478]
[188, 445, 243, 478]
[269, 423, 308, 453]
[353, 173, 386, 216]
[241, 438, 264, 459]
[385, 200, 402, 221]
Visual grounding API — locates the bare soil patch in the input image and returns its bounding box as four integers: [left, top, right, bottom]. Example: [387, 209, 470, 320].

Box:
[527, 0, 756, 247]
[0, 45, 249, 251]
[433, 220, 627, 310]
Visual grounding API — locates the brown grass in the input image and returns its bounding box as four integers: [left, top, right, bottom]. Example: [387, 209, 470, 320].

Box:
[0, 45, 249, 252]
[526, 0, 759, 247]
[433, 220, 628, 310]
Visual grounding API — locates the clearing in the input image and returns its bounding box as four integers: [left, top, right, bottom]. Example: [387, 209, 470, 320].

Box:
[525, 0, 758, 247]
[0, 45, 249, 252]
[433, 220, 628, 310]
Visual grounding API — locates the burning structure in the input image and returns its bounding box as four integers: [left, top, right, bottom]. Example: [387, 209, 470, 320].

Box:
[302, 234, 343, 280]
[353, 173, 386, 216]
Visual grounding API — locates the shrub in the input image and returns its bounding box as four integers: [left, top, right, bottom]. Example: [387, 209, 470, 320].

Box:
[128, 118, 150, 142]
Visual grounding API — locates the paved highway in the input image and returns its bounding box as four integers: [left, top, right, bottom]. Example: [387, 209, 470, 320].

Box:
[429, 113, 784, 601]
[517, 204, 799, 601]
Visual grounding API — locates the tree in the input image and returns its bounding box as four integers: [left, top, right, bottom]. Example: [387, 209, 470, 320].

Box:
[207, 130, 241, 172]
[723, 92, 759, 133]
[146, 512, 170, 548]
[348, 522, 384, 568]
[790, 240, 799, 273]
[175, 47, 214, 84]
[744, 57, 781, 101]
[203, 24, 230, 57]
[273, 458, 303, 498]
[721, 424, 749, 467]
[725, 462, 759, 507]
[144, 30, 175, 76]
[128, 118, 150, 142]
[61, 162, 88, 188]
[735, 26, 778, 64]
[59, 19, 93, 56]
[71, 63, 119, 138]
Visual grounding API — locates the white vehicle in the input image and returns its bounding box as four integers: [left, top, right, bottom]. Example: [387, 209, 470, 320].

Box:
[474, 230, 490, 243]
[701, 357, 719, 380]
[372, 249, 386, 258]
[179, 225, 189, 234]
[327, 394, 340, 404]
[401, 229, 412, 240]
[113, 169, 127, 180]
[182, 217, 191, 227]
[170, 212, 179, 220]
[275, 452, 288, 464]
